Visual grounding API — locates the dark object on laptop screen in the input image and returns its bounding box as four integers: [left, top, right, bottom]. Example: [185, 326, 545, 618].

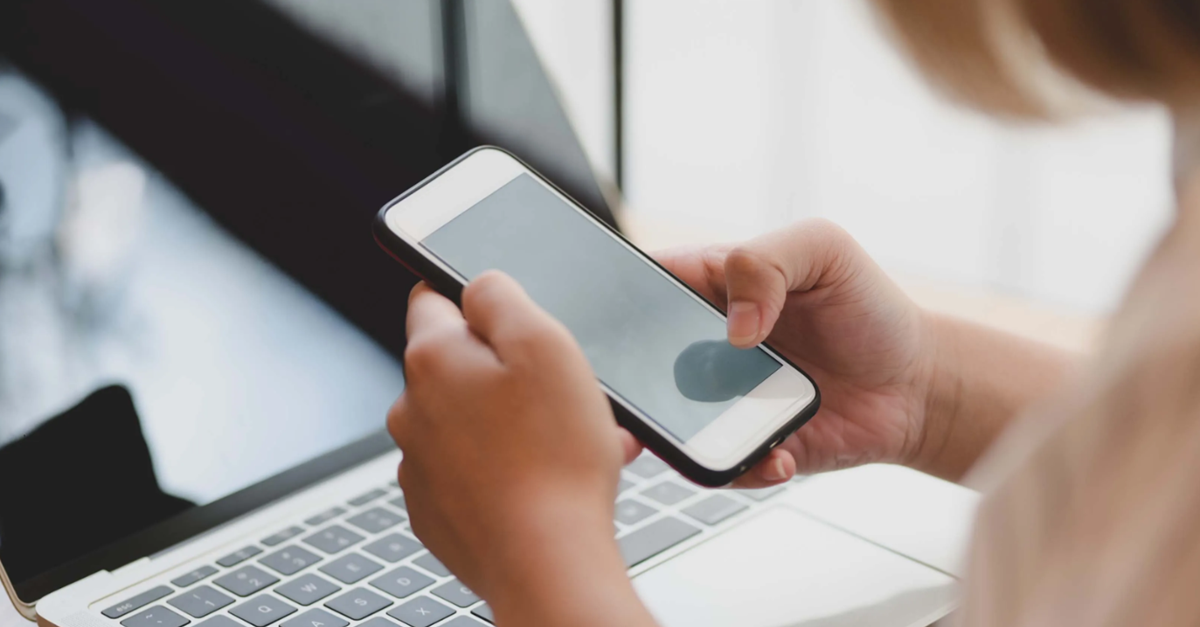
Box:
[0, 0, 614, 604]
[0, 387, 195, 594]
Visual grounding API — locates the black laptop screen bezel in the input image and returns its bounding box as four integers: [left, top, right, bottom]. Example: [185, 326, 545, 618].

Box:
[12, 431, 395, 602]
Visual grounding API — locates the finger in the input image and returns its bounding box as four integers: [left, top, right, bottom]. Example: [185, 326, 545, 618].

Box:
[406, 282, 465, 341]
[730, 447, 796, 489]
[386, 393, 410, 449]
[460, 271, 567, 360]
[405, 283, 500, 379]
[652, 245, 732, 306]
[723, 219, 863, 347]
[617, 428, 644, 465]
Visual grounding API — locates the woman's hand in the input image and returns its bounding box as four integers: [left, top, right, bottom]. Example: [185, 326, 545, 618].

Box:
[388, 273, 657, 627]
[657, 219, 942, 486]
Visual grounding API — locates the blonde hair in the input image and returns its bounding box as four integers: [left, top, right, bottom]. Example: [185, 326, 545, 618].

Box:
[870, 0, 1200, 117]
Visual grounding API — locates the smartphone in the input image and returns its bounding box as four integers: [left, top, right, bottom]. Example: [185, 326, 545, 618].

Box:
[373, 147, 820, 486]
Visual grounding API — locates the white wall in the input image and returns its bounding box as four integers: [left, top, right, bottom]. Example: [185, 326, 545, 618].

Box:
[518, 0, 1174, 315]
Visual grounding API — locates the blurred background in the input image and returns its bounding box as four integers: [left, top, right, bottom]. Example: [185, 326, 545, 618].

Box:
[518, 0, 1172, 341]
[0, 0, 1174, 623]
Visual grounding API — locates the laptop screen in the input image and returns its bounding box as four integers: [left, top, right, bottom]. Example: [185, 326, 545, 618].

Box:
[0, 0, 613, 604]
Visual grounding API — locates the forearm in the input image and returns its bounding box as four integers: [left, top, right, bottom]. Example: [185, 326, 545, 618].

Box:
[912, 312, 1080, 482]
[485, 506, 658, 627]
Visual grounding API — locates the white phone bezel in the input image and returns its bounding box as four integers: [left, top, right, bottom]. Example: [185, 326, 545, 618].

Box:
[383, 148, 816, 471]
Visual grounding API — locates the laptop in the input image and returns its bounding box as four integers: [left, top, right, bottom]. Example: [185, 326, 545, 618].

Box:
[0, 1, 975, 626]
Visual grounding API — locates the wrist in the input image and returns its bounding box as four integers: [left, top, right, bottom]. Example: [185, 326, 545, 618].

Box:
[906, 311, 966, 479]
[487, 508, 652, 627]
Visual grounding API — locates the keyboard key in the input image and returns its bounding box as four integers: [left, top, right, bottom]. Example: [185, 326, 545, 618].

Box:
[217, 546, 263, 568]
[319, 553, 383, 584]
[260, 546, 323, 576]
[103, 586, 174, 618]
[230, 595, 296, 627]
[387, 597, 453, 627]
[196, 616, 240, 627]
[618, 517, 701, 567]
[470, 604, 494, 624]
[263, 527, 305, 547]
[168, 586, 234, 618]
[305, 507, 347, 527]
[119, 606, 189, 627]
[172, 566, 219, 589]
[303, 526, 365, 555]
[348, 489, 388, 507]
[442, 618, 487, 627]
[614, 500, 658, 526]
[324, 588, 392, 620]
[280, 608, 348, 627]
[625, 455, 670, 479]
[275, 575, 340, 607]
[430, 580, 478, 608]
[345, 508, 405, 534]
[740, 485, 787, 501]
[356, 619, 394, 627]
[362, 534, 422, 563]
[617, 478, 634, 494]
[387, 496, 406, 511]
[369, 567, 433, 600]
[214, 566, 280, 597]
[411, 554, 449, 578]
[640, 481, 695, 506]
[682, 494, 748, 526]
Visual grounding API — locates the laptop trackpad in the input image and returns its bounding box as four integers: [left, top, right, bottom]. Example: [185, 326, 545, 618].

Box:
[633, 507, 958, 627]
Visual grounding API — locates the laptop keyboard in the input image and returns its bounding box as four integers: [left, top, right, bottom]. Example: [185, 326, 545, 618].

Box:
[100, 454, 796, 627]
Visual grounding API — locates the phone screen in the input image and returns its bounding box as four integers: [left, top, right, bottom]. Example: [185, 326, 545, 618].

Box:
[421, 173, 782, 442]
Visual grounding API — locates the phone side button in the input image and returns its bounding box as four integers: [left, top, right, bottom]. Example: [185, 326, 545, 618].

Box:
[618, 517, 701, 568]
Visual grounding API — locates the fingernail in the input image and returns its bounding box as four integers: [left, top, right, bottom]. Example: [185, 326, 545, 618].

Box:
[763, 456, 789, 482]
[727, 301, 761, 345]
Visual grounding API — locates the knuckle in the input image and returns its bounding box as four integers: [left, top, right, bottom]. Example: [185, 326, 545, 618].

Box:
[794, 217, 850, 248]
[404, 333, 451, 375]
[724, 244, 772, 278]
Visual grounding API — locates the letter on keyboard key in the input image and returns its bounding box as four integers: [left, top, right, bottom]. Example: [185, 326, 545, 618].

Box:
[369, 566, 433, 600]
[168, 586, 234, 618]
[275, 574, 340, 607]
[618, 517, 701, 567]
[303, 525, 365, 555]
[319, 553, 383, 584]
[214, 566, 280, 597]
[119, 606, 189, 627]
[260, 546, 323, 576]
[280, 608, 348, 627]
[387, 597, 454, 627]
[230, 595, 296, 627]
[362, 533, 422, 563]
[345, 508, 405, 534]
[171, 566, 218, 588]
[103, 586, 174, 618]
[324, 588, 392, 620]
[430, 580, 479, 608]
